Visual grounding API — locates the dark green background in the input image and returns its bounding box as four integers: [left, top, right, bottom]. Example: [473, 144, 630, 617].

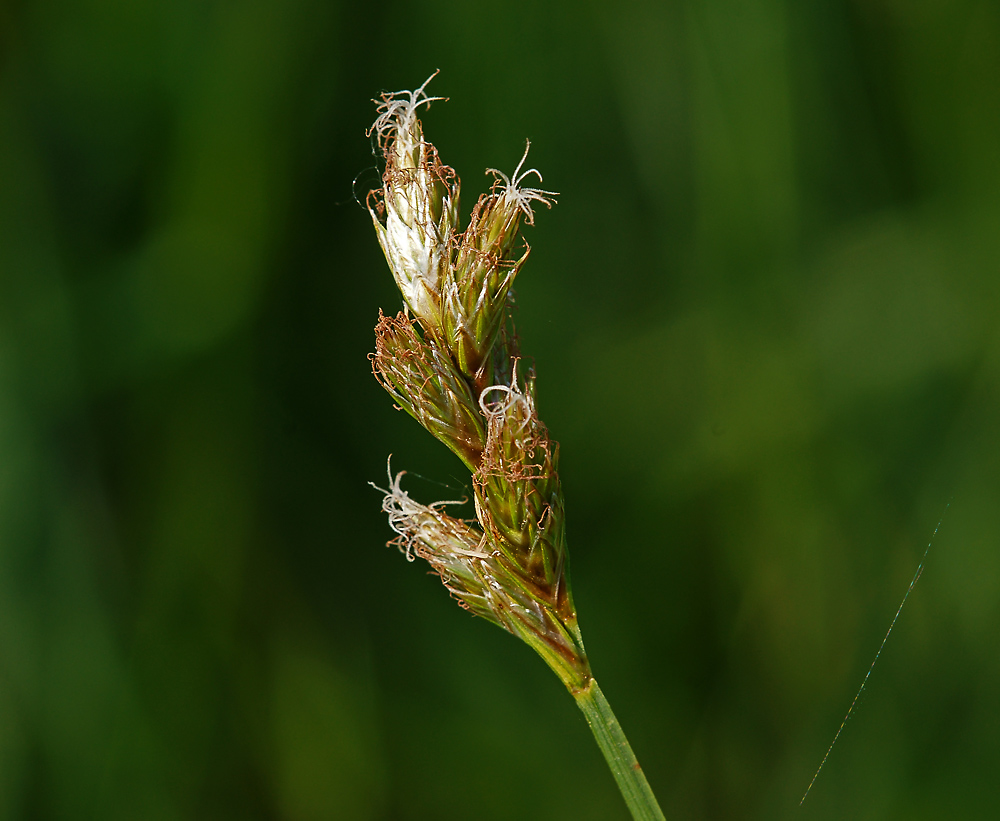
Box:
[1, 0, 998, 818]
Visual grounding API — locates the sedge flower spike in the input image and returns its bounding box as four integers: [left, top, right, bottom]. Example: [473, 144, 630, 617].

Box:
[367, 75, 666, 821]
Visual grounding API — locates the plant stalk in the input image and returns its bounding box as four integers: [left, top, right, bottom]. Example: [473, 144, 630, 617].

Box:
[573, 678, 667, 821]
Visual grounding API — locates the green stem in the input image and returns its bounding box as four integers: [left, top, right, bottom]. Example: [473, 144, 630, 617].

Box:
[573, 678, 667, 821]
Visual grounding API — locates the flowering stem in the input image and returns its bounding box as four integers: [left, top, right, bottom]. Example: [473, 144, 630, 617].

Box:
[573, 679, 667, 821]
[368, 77, 666, 820]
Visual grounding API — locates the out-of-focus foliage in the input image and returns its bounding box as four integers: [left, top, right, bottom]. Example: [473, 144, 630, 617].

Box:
[1, 0, 997, 818]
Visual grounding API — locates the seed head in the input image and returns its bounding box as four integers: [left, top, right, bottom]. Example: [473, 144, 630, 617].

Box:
[368, 76, 589, 691]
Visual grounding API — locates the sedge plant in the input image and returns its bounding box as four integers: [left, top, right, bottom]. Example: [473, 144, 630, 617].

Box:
[367, 74, 666, 821]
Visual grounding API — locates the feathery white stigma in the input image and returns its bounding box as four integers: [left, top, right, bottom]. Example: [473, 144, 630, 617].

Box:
[370, 71, 447, 152]
[486, 140, 558, 225]
[371, 459, 487, 561]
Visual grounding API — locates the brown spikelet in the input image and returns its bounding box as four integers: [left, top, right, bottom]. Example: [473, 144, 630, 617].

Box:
[371, 310, 485, 470]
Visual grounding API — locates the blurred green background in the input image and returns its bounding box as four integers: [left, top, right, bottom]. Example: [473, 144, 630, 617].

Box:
[1, 0, 998, 818]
